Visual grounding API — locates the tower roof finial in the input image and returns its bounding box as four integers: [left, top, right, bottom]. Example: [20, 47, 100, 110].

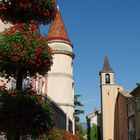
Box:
[100, 56, 114, 73]
[56, 0, 59, 11]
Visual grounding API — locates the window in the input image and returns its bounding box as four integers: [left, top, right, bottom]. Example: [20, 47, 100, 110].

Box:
[105, 74, 110, 84]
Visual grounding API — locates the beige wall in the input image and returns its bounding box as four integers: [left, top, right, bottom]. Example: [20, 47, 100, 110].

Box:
[100, 72, 123, 140]
[47, 41, 75, 128]
[0, 20, 12, 32]
[0, 78, 12, 89]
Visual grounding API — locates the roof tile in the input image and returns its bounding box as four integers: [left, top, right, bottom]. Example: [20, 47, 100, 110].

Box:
[47, 9, 70, 42]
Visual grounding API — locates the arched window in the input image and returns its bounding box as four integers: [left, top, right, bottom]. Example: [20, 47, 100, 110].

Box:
[105, 73, 110, 84]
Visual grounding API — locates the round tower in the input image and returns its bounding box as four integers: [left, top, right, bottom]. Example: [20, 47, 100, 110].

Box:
[46, 9, 75, 131]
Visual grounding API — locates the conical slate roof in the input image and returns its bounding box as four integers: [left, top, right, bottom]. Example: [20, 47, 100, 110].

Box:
[100, 56, 114, 73]
[47, 9, 70, 42]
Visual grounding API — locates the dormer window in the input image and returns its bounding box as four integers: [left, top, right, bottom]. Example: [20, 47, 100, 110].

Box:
[105, 73, 110, 84]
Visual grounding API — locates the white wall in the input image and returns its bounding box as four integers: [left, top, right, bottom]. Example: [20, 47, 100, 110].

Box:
[47, 41, 74, 121]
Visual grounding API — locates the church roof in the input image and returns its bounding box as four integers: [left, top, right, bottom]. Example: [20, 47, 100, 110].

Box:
[119, 90, 132, 98]
[131, 85, 140, 97]
[47, 9, 70, 43]
[100, 56, 114, 73]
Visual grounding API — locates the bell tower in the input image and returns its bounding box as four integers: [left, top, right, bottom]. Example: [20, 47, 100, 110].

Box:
[46, 9, 75, 132]
[100, 56, 115, 86]
[99, 56, 123, 140]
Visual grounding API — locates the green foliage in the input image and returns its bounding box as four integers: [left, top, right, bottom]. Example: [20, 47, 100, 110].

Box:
[74, 95, 86, 139]
[90, 124, 98, 140]
[75, 124, 86, 140]
[0, 23, 53, 79]
[0, 87, 53, 138]
[74, 95, 84, 107]
[74, 94, 84, 120]
[0, 0, 56, 138]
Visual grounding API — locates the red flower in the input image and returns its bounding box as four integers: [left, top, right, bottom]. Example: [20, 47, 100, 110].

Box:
[25, 31, 29, 35]
[39, 37, 45, 42]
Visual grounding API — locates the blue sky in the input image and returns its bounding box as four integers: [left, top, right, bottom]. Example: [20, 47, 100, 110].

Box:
[40, 0, 140, 122]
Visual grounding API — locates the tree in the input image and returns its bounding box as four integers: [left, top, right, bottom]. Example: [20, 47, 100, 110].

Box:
[74, 94, 86, 139]
[74, 94, 84, 123]
[90, 124, 98, 140]
[0, 1, 56, 138]
[75, 124, 86, 140]
[0, 0, 56, 24]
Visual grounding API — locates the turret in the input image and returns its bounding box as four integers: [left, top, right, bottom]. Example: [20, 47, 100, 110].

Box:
[46, 9, 75, 132]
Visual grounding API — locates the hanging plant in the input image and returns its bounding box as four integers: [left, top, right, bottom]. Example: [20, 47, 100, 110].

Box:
[0, 85, 53, 138]
[0, 23, 53, 78]
[0, 0, 56, 24]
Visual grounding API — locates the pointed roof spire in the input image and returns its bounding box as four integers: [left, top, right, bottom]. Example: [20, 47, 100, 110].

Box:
[101, 56, 114, 73]
[47, 9, 70, 43]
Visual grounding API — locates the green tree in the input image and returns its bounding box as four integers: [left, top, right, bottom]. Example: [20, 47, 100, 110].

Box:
[74, 94, 84, 123]
[75, 124, 86, 140]
[74, 94, 86, 139]
[90, 124, 98, 140]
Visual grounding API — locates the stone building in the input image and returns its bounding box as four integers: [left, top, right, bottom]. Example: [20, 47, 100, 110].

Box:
[99, 56, 124, 140]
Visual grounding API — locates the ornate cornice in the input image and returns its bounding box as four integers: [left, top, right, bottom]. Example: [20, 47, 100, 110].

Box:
[53, 50, 75, 59]
[48, 39, 73, 47]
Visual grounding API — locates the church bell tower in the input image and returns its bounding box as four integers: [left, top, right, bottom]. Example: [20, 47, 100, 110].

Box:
[99, 56, 123, 140]
[100, 56, 115, 86]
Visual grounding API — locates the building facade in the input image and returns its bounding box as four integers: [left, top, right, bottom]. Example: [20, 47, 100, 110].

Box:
[127, 96, 136, 140]
[114, 91, 129, 140]
[131, 86, 140, 140]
